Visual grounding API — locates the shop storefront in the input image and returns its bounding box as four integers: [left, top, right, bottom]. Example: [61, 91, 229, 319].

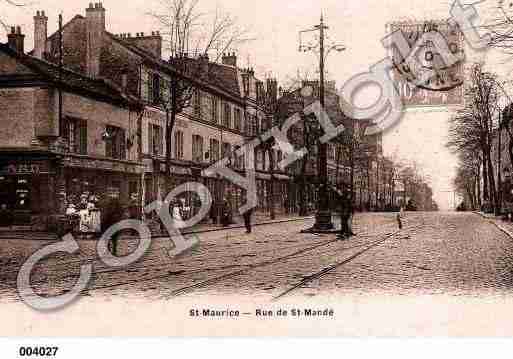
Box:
[0, 153, 145, 231]
[61, 155, 144, 208]
[0, 156, 56, 227]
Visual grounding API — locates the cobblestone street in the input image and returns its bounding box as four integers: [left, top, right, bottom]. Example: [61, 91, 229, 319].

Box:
[2, 211, 513, 304]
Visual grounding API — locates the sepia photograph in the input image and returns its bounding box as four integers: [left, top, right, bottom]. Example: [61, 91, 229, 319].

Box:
[2, 0, 513, 347]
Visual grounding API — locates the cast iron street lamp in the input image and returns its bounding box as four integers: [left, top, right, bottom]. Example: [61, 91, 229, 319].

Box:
[299, 14, 345, 232]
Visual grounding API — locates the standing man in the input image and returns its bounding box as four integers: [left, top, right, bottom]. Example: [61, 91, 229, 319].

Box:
[242, 207, 253, 234]
[101, 197, 124, 256]
[339, 185, 355, 239]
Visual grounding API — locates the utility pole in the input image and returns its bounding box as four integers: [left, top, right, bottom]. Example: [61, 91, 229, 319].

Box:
[58, 13, 63, 137]
[299, 14, 345, 232]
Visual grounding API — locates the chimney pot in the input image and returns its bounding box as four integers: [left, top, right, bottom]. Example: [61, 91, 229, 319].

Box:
[141, 32, 144, 36]
[34, 8, 48, 59]
[8, 25, 25, 53]
[86, 1, 106, 78]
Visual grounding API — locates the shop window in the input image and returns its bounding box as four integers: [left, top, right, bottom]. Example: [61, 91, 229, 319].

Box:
[148, 124, 163, 156]
[105, 125, 126, 160]
[63, 117, 87, 155]
[174, 130, 184, 159]
[192, 134, 204, 163]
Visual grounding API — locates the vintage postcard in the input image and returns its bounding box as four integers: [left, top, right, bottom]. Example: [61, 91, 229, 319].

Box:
[1, 0, 513, 345]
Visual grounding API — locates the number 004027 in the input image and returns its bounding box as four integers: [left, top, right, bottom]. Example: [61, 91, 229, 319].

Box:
[19, 346, 59, 357]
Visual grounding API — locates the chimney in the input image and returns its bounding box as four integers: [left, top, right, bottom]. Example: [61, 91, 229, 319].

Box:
[125, 31, 162, 59]
[8, 26, 25, 53]
[33, 10, 48, 59]
[86, 2, 106, 78]
[221, 52, 237, 67]
[266, 78, 278, 101]
[199, 53, 209, 74]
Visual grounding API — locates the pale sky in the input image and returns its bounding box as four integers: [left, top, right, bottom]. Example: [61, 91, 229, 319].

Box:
[2, 0, 510, 210]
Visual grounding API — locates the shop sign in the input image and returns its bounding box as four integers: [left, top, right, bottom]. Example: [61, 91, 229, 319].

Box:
[64, 156, 144, 174]
[0, 161, 50, 175]
[170, 165, 192, 176]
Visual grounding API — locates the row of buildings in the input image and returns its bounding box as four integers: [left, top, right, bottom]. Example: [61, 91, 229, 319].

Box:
[0, 2, 384, 230]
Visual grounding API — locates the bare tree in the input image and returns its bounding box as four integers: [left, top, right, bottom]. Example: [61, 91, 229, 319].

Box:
[448, 64, 500, 212]
[147, 0, 251, 192]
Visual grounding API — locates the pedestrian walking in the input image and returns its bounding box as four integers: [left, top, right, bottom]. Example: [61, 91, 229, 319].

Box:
[221, 199, 231, 227]
[210, 201, 218, 224]
[242, 207, 253, 234]
[101, 197, 124, 256]
[397, 206, 403, 230]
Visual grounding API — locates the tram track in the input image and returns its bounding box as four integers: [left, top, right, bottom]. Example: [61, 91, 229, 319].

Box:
[162, 224, 417, 299]
[272, 223, 426, 300]
[7, 219, 410, 300]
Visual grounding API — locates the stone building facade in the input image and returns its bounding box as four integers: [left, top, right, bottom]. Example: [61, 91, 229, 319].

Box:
[0, 34, 144, 229]
[17, 1, 289, 224]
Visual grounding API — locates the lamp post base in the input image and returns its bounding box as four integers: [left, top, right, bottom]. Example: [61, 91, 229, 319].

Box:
[301, 210, 337, 234]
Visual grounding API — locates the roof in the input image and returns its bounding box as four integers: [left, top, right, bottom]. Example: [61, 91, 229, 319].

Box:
[108, 33, 243, 102]
[0, 43, 142, 109]
[37, 13, 244, 104]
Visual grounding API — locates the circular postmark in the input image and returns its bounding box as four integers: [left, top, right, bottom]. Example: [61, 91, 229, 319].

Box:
[499, 0, 513, 24]
[393, 20, 464, 92]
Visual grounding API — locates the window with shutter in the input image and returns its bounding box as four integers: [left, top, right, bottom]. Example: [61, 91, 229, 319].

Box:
[209, 139, 219, 162]
[152, 74, 161, 105]
[78, 120, 87, 155]
[174, 130, 184, 159]
[148, 123, 153, 155]
[211, 97, 218, 123]
[223, 103, 231, 128]
[192, 135, 203, 163]
[194, 90, 201, 116]
[63, 118, 87, 155]
[105, 125, 126, 160]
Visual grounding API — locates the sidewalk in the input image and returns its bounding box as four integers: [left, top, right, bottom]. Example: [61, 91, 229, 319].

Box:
[0, 212, 315, 241]
[475, 211, 513, 239]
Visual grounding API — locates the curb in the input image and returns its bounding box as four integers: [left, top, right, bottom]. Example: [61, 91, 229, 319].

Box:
[474, 211, 513, 240]
[0, 216, 316, 241]
[162, 216, 316, 238]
